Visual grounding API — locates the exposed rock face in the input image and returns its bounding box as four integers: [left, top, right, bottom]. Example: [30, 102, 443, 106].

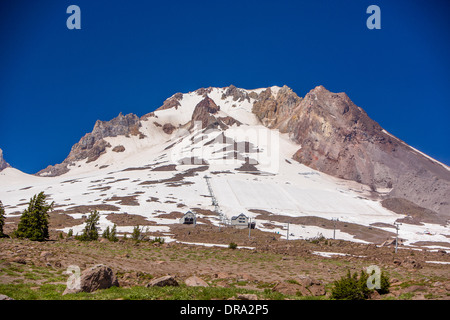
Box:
[37, 113, 142, 176]
[112, 145, 125, 153]
[252, 85, 302, 128]
[190, 96, 221, 130]
[156, 92, 183, 111]
[221, 84, 250, 102]
[190, 95, 241, 131]
[162, 123, 176, 134]
[0, 148, 10, 171]
[252, 85, 450, 217]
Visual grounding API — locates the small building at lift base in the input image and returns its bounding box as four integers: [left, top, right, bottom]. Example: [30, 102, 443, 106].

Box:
[179, 211, 196, 225]
[230, 213, 254, 229]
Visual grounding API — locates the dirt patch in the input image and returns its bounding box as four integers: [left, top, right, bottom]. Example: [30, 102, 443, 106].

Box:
[139, 166, 209, 186]
[154, 211, 184, 219]
[1, 222, 450, 300]
[105, 196, 139, 206]
[192, 208, 217, 216]
[106, 213, 156, 226]
[248, 209, 396, 244]
[370, 222, 396, 229]
[151, 165, 177, 171]
[60, 204, 121, 214]
[89, 186, 112, 192]
[49, 212, 86, 229]
[106, 178, 129, 185]
[409, 241, 450, 248]
[382, 198, 448, 226]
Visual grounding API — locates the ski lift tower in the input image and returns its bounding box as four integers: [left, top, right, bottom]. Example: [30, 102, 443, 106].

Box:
[204, 175, 229, 227]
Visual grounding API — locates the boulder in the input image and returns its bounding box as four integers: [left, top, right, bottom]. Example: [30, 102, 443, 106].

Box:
[0, 294, 14, 300]
[185, 275, 209, 287]
[402, 257, 423, 269]
[146, 275, 179, 287]
[309, 284, 326, 296]
[272, 281, 309, 296]
[237, 294, 258, 300]
[63, 264, 119, 295]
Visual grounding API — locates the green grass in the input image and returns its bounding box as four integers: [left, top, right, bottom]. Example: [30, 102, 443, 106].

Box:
[0, 282, 321, 300]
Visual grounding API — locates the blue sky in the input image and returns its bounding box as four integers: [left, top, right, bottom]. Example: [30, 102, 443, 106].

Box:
[1, 0, 449, 174]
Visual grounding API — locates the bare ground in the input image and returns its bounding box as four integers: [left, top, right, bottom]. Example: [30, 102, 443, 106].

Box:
[1, 221, 449, 300]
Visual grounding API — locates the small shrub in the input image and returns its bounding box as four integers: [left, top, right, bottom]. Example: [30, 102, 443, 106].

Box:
[102, 225, 118, 242]
[132, 225, 146, 242]
[67, 229, 73, 237]
[109, 224, 118, 242]
[102, 226, 110, 239]
[228, 242, 238, 250]
[331, 270, 370, 300]
[378, 271, 391, 295]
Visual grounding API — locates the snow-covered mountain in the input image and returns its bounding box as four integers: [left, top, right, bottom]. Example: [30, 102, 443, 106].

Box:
[0, 85, 449, 247]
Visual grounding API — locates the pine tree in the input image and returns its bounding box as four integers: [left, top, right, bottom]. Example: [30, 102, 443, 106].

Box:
[77, 210, 100, 241]
[14, 192, 54, 241]
[132, 225, 146, 242]
[109, 224, 118, 242]
[102, 226, 111, 239]
[0, 200, 6, 237]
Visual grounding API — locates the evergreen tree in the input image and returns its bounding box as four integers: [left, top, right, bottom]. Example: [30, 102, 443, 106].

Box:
[109, 224, 118, 242]
[132, 225, 146, 242]
[102, 224, 118, 242]
[102, 226, 111, 239]
[14, 192, 54, 241]
[77, 210, 100, 241]
[0, 200, 6, 237]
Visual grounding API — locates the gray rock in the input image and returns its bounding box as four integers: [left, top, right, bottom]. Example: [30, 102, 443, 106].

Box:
[237, 294, 258, 300]
[0, 148, 11, 171]
[184, 275, 209, 287]
[146, 275, 179, 287]
[0, 294, 14, 300]
[63, 264, 119, 295]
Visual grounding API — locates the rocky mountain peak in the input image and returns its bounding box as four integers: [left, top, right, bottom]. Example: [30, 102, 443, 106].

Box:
[36, 112, 145, 177]
[0, 148, 11, 171]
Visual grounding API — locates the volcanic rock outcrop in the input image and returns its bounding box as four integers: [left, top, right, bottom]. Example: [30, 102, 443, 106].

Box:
[37, 113, 143, 176]
[0, 148, 10, 171]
